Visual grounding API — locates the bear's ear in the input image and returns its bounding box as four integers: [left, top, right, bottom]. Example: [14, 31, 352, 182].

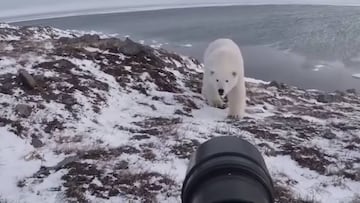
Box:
[232, 71, 237, 77]
[210, 71, 215, 75]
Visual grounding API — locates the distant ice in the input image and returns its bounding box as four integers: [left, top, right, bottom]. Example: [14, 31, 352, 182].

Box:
[352, 73, 360, 79]
[315, 64, 325, 68]
[312, 64, 326, 71]
[245, 77, 269, 84]
[150, 43, 163, 49]
[180, 44, 193, 48]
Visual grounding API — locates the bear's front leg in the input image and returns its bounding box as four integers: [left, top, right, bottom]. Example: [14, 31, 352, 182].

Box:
[227, 114, 241, 120]
[210, 88, 227, 109]
[203, 85, 227, 109]
[211, 98, 227, 109]
[227, 83, 246, 119]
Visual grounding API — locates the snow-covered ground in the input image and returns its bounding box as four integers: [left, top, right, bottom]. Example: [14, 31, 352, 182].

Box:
[0, 23, 360, 203]
[1, 0, 360, 22]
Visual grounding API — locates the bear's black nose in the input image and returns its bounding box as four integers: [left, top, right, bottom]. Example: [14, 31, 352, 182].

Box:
[218, 89, 224, 96]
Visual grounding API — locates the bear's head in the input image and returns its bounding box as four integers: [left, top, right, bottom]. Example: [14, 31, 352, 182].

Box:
[208, 69, 239, 97]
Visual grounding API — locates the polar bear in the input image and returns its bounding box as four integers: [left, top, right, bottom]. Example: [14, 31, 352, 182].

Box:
[202, 38, 246, 119]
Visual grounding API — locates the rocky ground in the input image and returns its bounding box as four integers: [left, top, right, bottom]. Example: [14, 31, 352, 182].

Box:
[0, 23, 360, 203]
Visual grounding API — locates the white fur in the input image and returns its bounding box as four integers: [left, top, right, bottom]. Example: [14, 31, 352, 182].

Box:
[202, 38, 246, 119]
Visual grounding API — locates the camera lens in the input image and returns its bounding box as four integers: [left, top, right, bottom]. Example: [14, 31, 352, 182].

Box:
[181, 136, 274, 203]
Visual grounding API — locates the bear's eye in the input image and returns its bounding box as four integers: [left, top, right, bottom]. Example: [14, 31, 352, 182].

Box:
[216, 79, 219, 82]
[232, 72, 237, 77]
[226, 80, 229, 83]
[210, 71, 215, 75]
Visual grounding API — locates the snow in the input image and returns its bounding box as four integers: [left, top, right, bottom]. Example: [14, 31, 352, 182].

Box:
[0, 129, 41, 200]
[84, 47, 102, 52]
[22, 170, 68, 203]
[0, 35, 21, 41]
[0, 57, 18, 73]
[3, 44, 14, 51]
[300, 115, 327, 124]
[2, 0, 360, 22]
[266, 155, 360, 202]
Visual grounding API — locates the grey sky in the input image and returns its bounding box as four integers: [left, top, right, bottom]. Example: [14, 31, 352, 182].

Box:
[1, 0, 360, 22]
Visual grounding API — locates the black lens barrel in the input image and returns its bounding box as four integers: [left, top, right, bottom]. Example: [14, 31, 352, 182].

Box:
[182, 136, 274, 203]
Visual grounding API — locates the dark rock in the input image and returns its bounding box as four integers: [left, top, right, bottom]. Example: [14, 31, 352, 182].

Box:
[57, 37, 72, 44]
[346, 88, 357, 94]
[322, 129, 336, 139]
[98, 37, 125, 51]
[246, 100, 256, 106]
[171, 140, 199, 159]
[31, 136, 44, 148]
[120, 38, 144, 56]
[150, 104, 157, 111]
[37, 103, 46, 109]
[33, 75, 46, 84]
[174, 95, 199, 110]
[131, 134, 151, 140]
[281, 145, 331, 174]
[17, 180, 26, 188]
[51, 155, 82, 171]
[0, 117, 11, 127]
[58, 34, 100, 46]
[258, 143, 277, 156]
[0, 80, 14, 94]
[141, 148, 156, 161]
[15, 104, 32, 118]
[268, 80, 286, 89]
[31, 154, 84, 179]
[1, 102, 10, 107]
[335, 90, 346, 97]
[10, 121, 24, 135]
[48, 187, 62, 192]
[44, 119, 64, 133]
[18, 69, 37, 89]
[316, 93, 343, 103]
[174, 109, 192, 117]
[115, 145, 140, 154]
[345, 145, 357, 150]
[93, 105, 101, 113]
[331, 122, 359, 131]
[136, 102, 157, 111]
[79, 34, 100, 44]
[108, 188, 120, 197]
[62, 95, 77, 105]
[56, 59, 76, 69]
